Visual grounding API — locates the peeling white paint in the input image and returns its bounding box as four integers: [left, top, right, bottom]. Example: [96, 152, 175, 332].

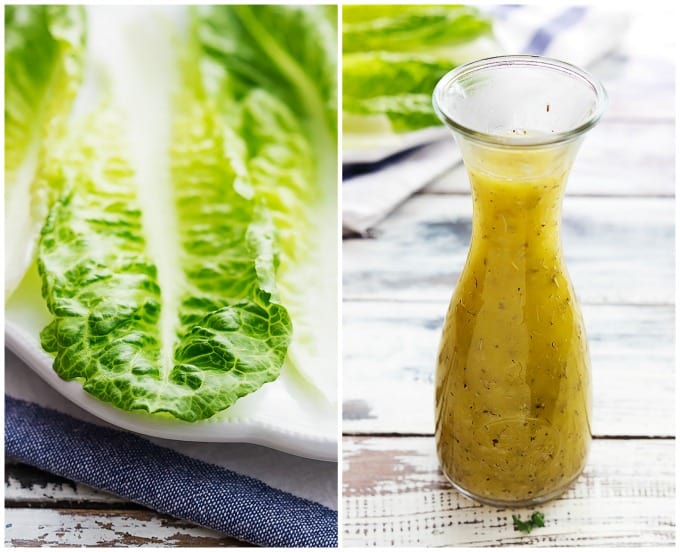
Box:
[6, 476, 124, 504]
[343, 438, 675, 547]
[5, 509, 228, 547]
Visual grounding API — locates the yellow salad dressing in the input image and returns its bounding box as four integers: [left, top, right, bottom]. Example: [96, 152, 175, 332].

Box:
[435, 140, 592, 504]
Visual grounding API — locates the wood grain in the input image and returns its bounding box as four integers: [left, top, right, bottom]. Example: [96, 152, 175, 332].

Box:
[5, 463, 248, 547]
[343, 195, 674, 304]
[5, 508, 246, 547]
[6, 462, 129, 507]
[342, 302, 674, 437]
[425, 120, 675, 197]
[587, 55, 674, 123]
[342, 437, 675, 547]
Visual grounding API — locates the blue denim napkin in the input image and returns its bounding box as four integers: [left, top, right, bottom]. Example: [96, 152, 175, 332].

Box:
[5, 395, 337, 547]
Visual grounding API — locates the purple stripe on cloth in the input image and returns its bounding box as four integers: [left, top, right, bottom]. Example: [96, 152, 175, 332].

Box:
[525, 7, 588, 55]
[5, 395, 337, 547]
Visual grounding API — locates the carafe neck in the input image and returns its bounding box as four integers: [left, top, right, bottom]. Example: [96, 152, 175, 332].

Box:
[459, 137, 581, 253]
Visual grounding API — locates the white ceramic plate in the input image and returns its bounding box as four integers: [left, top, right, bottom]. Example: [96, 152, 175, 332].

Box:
[5, 268, 337, 462]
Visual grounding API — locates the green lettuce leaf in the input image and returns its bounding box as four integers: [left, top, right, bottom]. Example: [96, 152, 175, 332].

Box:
[193, 5, 338, 398]
[343, 52, 458, 100]
[38, 98, 292, 422]
[5, 5, 85, 178]
[342, 5, 493, 54]
[5, 5, 85, 298]
[23, 5, 337, 421]
[344, 93, 440, 133]
[193, 5, 337, 139]
[343, 52, 453, 131]
[342, 4, 495, 137]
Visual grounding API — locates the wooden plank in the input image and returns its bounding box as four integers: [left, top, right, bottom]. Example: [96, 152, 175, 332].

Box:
[343, 195, 674, 304]
[342, 302, 674, 437]
[342, 437, 675, 547]
[4, 463, 248, 546]
[425, 121, 675, 197]
[5, 462, 129, 506]
[4, 508, 246, 547]
[587, 54, 674, 123]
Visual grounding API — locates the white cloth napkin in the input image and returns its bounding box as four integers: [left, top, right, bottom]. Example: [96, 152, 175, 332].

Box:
[343, 138, 457, 237]
[342, 6, 630, 236]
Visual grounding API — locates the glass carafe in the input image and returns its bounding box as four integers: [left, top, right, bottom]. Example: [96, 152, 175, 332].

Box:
[432, 56, 607, 506]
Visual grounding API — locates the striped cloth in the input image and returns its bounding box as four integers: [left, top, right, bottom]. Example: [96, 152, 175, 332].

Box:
[342, 5, 629, 236]
[493, 5, 628, 67]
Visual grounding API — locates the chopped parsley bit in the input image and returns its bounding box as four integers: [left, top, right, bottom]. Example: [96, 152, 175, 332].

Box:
[512, 512, 545, 534]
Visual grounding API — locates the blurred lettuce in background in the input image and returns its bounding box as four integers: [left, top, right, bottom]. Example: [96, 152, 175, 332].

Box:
[342, 4, 496, 143]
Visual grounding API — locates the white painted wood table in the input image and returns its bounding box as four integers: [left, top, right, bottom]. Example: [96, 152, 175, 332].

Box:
[4, 461, 246, 547]
[342, 35, 676, 548]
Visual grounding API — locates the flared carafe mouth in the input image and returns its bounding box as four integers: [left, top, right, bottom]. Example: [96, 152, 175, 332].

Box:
[433, 55, 607, 148]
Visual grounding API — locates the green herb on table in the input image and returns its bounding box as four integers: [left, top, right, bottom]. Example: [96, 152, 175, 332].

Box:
[512, 512, 545, 534]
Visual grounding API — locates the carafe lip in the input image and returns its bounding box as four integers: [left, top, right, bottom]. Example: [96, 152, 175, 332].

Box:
[433, 54, 608, 148]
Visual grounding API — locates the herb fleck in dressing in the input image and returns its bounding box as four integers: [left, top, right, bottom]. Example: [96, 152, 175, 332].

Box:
[435, 144, 592, 504]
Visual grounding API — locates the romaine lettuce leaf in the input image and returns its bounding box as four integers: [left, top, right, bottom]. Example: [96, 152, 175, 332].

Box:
[5, 5, 85, 299]
[193, 5, 337, 139]
[342, 5, 493, 54]
[344, 94, 440, 133]
[342, 4, 494, 137]
[38, 98, 292, 422]
[193, 6, 338, 399]
[343, 52, 458, 100]
[343, 52, 454, 132]
[9, 5, 337, 421]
